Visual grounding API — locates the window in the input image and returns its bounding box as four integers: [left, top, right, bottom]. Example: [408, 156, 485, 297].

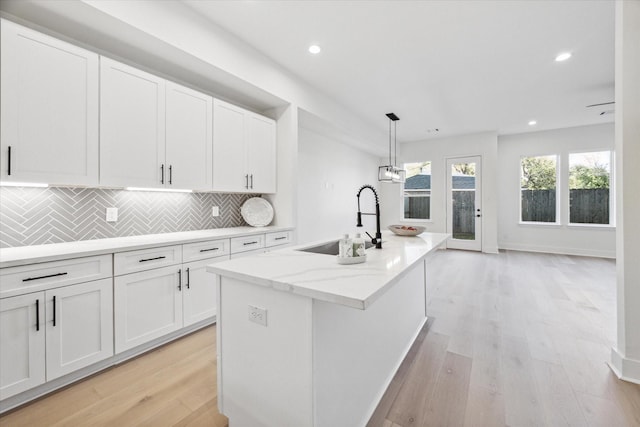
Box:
[520, 155, 558, 223]
[403, 162, 431, 220]
[569, 151, 612, 225]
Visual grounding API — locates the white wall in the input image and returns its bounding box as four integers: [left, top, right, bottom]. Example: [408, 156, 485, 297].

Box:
[297, 123, 379, 244]
[382, 131, 499, 254]
[498, 123, 616, 258]
[611, 0, 640, 384]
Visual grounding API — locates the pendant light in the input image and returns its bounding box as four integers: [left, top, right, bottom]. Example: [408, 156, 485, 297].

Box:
[378, 112, 406, 183]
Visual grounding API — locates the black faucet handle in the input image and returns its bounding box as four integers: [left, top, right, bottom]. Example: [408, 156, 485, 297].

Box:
[365, 231, 377, 244]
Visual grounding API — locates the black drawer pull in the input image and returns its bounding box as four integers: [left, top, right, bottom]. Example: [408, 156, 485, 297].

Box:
[35, 299, 40, 332]
[139, 256, 166, 263]
[186, 268, 190, 289]
[178, 269, 182, 291]
[23, 272, 68, 282]
[199, 248, 220, 253]
[52, 295, 57, 327]
[243, 241, 258, 246]
[275, 237, 287, 241]
[7, 146, 12, 176]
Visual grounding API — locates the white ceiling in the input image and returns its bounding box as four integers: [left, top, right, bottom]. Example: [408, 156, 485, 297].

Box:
[183, 0, 615, 143]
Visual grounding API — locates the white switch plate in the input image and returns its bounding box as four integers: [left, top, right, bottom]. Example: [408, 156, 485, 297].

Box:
[106, 207, 118, 222]
[212, 206, 220, 217]
[248, 305, 267, 326]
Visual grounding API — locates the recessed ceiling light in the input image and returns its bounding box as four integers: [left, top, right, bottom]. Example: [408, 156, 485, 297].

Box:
[555, 52, 572, 62]
[528, 120, 537, 126]
[308, 44, 321, 54]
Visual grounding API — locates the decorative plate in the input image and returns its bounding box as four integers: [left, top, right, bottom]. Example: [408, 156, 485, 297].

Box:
[241, 197, 274, 227]
[388, 224, 426, 236]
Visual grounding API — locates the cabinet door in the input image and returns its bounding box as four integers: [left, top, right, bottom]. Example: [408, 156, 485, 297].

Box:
[114, 266, 183, 353]
[0, 292, 45, 400]
[0, 19, 99, 186]
[213, 99, 247, 192]
[246, 113, 277, 193]
[100, 57, 166, 188]
[166, 82, 213, 190]
[183, 256, 228, 327]
[45, 278, 113, 380]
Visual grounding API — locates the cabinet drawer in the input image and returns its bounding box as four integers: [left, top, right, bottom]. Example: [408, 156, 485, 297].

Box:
[230, 234, 265, 254]
[114, 245, 182, 276]
[182, 239, 229, 263]
[0, 255, 112, 298]
[265, 231, 291, 248]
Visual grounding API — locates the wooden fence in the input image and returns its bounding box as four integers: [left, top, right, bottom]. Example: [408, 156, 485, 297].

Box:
[521, 189, 609, 224]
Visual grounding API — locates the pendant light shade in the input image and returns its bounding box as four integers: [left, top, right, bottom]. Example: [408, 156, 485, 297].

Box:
[378, 113, 406, 183]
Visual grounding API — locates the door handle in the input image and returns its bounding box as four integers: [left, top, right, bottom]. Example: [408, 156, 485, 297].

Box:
[178, 269, 182, 291]
[52, 295, 57, 327]
[169, 165, 172, 185]
[476, 214, 481, 217]
[7, 146, 12, 176]
[161, 164, 165, 184]
[245, 174, 249, 189]
[250, 174, 254, 189]
[186, 268, 190, 289]
[35, 299, 40, 331]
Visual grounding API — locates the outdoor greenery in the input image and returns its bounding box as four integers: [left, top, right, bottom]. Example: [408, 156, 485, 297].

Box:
[569, 163, 610, 189]
[521, 156, 556, 190]
[452, 163, 475, 176]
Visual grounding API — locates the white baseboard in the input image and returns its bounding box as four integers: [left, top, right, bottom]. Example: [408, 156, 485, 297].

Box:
[498, 241, 615, 258]
[609, 347, 640, 385]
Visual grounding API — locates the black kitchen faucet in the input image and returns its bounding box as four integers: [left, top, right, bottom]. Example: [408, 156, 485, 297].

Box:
[356, 184, 382, 249]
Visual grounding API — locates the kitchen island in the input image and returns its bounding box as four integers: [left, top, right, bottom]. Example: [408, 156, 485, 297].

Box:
[206, 231, 448, 427]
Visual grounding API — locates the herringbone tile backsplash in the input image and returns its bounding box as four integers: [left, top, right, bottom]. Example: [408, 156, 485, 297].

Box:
[0, 187, 258, 248]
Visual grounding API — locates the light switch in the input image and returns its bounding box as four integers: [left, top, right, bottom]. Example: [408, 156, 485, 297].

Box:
[212, 206, 220, 217]
[106, 207, 118, 222]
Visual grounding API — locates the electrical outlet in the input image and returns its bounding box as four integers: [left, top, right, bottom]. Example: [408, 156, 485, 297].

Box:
[106, 207, 118, 222]
[248, 305, 267, 326]
[212, 206, 220, 217]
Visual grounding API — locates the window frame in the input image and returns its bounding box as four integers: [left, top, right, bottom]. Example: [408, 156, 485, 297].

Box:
[400, 161, 432, 223]
[567, 149, 615, 227]
[518, 154, 561, 225]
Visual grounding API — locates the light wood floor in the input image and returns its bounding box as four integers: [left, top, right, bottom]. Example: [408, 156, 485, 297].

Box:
[2, 250, 639, 427]
[0, 327, 228, 427]
[368, 249, 640, 427]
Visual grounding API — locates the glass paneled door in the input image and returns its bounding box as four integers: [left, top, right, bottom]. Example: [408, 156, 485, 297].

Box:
[446, 156, 482, 251]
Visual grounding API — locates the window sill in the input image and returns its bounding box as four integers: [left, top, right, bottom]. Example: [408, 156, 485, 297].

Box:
[400, 219, 433, 224]
[567, 223, 616, 230]
[518, 221, 562, 228]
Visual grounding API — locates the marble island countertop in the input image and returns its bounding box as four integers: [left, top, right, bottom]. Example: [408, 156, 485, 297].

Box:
[207, 231, 449, 310]
[0, 226, 294, 268]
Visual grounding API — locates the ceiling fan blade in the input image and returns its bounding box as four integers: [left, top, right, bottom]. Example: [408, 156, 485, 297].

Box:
[586, 102, 615, 108]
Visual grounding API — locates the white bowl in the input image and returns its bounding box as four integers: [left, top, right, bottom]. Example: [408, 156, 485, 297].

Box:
[388, 224, 426, 236]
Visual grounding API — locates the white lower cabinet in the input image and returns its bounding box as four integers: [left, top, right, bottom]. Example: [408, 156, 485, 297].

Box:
[114, 265, 183, 353]
[45, 279, 113, 380]
[183, 257, 225, 327]
[0, 292, 45, 400]
[0, 278, 113, 400]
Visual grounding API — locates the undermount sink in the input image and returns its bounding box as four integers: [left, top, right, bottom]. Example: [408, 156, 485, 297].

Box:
[298, 239, 374, 256]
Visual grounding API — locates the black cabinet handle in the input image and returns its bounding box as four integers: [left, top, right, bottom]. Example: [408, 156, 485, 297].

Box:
[169, 165, 172, 185]
[52, 295, 57, 327]
[186, 268, 190, 289]
[161, 164, 165, 184]
[275, 236, 287, 241]
[178, 269, 182, 291]
[199, 248, 219, 253]
[7, 146, 11, 176]
[243, 241, 258, 246]
[23, 272, 67, 282]
[139, 256, 166, 263]
[245, 174, 249, 189]
[250, 174, 253, 189]
[35, 299, 40, 332]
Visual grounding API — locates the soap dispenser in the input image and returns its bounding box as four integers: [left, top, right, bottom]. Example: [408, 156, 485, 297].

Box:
[339, 234, 353, 258]
[353, 233, 365, 257]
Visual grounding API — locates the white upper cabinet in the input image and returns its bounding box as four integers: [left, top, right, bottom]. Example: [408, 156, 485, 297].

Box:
[246, 113, 277, 194]
[100, 57, 166, 188]
[165, 82, 213, 190]
[100, 58, 213, 190]
[213, 99, 276, 193]
[0, 19, 99, 186]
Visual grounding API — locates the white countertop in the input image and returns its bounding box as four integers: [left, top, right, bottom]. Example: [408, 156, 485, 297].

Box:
[207, 231, 449, 310]
[0, 226, 294, 268]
